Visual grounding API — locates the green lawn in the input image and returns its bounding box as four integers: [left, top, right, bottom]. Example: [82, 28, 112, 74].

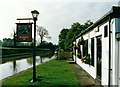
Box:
[1, 59, 79, 87]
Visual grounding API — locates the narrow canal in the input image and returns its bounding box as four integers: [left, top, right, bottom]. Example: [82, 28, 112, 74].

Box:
[0, 53, 55, 80]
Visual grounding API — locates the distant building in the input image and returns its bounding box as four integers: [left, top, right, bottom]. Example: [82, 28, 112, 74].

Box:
[73, 6, 120, 86]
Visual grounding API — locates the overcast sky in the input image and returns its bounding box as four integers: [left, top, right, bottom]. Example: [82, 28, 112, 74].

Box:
[0, 0, 120, 44]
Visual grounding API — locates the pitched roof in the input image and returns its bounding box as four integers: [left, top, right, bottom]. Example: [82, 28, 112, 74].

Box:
[76, 6, 120, 39]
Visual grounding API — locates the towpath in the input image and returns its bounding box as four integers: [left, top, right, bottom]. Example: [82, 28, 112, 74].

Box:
[69, 61, 102, 87]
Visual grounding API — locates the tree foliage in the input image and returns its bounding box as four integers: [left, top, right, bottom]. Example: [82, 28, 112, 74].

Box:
[58, 28, 69, 51]
[2, 38, 14, 47]
[58, 20, 93, 51]
[1, 38, 56, 50]
[2, 38, 32, 47]
[37, 41, 56, 50]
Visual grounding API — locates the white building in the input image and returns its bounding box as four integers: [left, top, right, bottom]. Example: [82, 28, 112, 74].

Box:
[73, 6, 120, 86]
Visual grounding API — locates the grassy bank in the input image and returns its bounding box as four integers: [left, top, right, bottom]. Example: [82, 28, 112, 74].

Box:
[1, 59, 79, 86]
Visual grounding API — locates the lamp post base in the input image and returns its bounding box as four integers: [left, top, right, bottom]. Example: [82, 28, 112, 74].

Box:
[30, 79, 37, 82]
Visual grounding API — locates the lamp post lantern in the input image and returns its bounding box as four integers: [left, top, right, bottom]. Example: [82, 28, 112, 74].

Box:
[31, 10, 39, 82]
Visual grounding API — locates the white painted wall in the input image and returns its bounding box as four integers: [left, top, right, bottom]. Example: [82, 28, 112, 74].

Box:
[118, 40, 120, 86]
[110, 18, 114, 85]
[111, 18, 117, 85]
[114, 18, 120, 86]
[111, 18, 120, 86]
[75, 32, 97, 79]
[75, 57, 96, 79]
[94, 37, 97, 78]
[74, 21, 110, 85]
[116, 39, 120, 86]
[101, 22, 109, 85]
[88, 35, 91, 60]
[74, 18, 120, 86]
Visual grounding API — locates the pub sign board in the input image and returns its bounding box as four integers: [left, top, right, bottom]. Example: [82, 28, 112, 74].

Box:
[16, 23, 32, 42]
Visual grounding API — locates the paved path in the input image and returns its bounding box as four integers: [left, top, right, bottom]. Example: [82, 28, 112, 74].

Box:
[69, 62, 102, 87]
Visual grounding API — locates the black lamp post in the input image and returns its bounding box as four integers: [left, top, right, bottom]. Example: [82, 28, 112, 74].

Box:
[31, 10, 39, 82]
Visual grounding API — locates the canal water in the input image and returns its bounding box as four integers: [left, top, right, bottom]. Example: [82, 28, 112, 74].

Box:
[0, 55, 55, 80]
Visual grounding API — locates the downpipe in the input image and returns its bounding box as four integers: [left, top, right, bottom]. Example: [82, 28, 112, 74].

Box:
[108, 16, 111, 87]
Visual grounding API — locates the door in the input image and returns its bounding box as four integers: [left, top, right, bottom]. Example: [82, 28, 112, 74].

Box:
[96, 36, 102, 80]
[91, 38, 94, 66]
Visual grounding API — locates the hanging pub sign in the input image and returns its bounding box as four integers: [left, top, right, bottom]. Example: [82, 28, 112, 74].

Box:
[16, 23, 32, 42]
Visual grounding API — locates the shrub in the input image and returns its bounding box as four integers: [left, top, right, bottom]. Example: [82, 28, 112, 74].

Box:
[81, 54, 90, 64]
[77, 53, 81, 59]
[58, 51, 72, 60]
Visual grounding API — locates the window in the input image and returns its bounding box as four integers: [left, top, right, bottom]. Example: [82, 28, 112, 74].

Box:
[104, 25, 108, 37]
[83, 40, 88, 57]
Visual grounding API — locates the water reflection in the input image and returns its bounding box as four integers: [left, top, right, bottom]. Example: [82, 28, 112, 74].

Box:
[13, 60, 17, 74]
[26, 57, 33, 65]
[0, 51, 55, 80]
[40, 57, 42, 63]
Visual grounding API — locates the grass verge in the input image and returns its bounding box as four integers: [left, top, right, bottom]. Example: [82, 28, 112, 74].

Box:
[1, 59, 79, 87]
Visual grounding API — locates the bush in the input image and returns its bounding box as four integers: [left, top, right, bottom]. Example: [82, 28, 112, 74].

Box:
[77, 53, 81, 59]
[58, 51, 72, 60]
[81, 54, 90, 64]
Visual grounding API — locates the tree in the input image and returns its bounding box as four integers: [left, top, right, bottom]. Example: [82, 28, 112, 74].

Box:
[13, 31, 17, 47]
[37, 26, 49, 45]
[58, 28, 69, 51]
[58, 20, 93, 51]
[2, 38, 13, 47]
[37, 41, 55, 50]
[82, 20, 93, 29]
[64, 22, 83, 51]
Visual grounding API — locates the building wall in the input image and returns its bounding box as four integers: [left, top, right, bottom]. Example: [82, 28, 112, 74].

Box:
[75, 26, 102, 79]
[111, 18, 116, 85]
[118, 40, 120, 86]
[115, 18, 120, 86]
[111, 18, 120, 85]
[74, 18, 120, 86]
[101, 21, 109, 85]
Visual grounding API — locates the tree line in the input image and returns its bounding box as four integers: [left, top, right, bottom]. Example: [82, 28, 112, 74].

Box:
[58, 20, 93, 51]
[0, 38, 57, 49]
[0, 26, 57, 50]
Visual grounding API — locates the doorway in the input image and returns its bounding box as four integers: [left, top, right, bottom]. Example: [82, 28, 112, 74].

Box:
[91, 38, 94, 66]
[96, 36, 102, 80]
